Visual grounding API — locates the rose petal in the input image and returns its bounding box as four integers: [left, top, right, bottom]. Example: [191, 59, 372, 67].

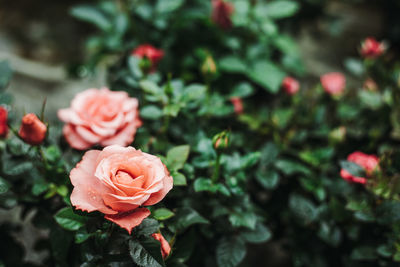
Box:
[105, 208, 151, 234]
[143, 174, 173, 206]
[63, 124, 93, 150]
[70, 150, 117, 214]
[100, 121, 141, 147]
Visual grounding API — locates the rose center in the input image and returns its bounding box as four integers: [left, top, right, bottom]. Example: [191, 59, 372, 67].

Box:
[115, 170, 135, 185]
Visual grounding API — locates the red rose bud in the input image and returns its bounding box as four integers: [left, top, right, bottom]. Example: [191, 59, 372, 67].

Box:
[340, 151, 379, 184]
[213, 131, 230, 150]
[282, 76, 300, 95]
[152, 233, 171, 259]
[211, 0, 234, 30]
[230, 97, 243, 115]
[19, 113, 47, 145]
[363, 78, 378, 91]
[132, 44, 164, 72]
[320, 72, 346, 96]
[360, 37, 386, 59]
[0, 106, 8, 138]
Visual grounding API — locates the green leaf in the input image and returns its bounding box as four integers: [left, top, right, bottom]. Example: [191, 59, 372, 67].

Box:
[54, 207, 87, 231]
[230, 82, 254, 98]
[155, 0, 185, 13]
[153, 208, 174, 221]
[247, 61, 285, 93]
[44, 145, 62, 162]
[344, 58, 365, 77]
[129, 237, 165, 267]
[182, 84, 206, 102]
[135, 218, 159, 236]
[219, 57, 247, 73]
[70, 5, 112, 31]
[358, 90, 383, 110]
[193, 178, 213, 192]
[299, 147, 334, 166]
[141, 105, 163, 120]
[260, 142, 279, 166]
[255, 170, 280, 189]
[216, 237, 246, 267]
[229, 210, 257, 230]
[75, 228, 93, 244]
[265, 1, 299, 19]
[289, 194, 317, 224]
[275, 159, 311, 176]
[128, 56, 144, 78]
[271, 108, 294, 129]
[241, 223, 272, 244]
[0, 177, 10, 194]
[167, 145, 190, 171]
[172, 172, 187, 186]
[168, 207, 209, 232]
[351, 246, 377, 261]
[0, 61, 12, 89]
[339, 160, 365, 177]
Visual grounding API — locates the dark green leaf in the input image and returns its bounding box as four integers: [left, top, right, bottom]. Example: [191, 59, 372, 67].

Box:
[265, 1, 299, 19]
[248, 62, 285, 93]
[0, 61, 12, 89]
[289, 194, 317, 224]
[141, 105, 163, 120]
[241, 223, 272, 244]
[172, 172, 187, 186]
[156, 0, 184, 13]
[340, 160, 365, 177]
[168, 207, 209, 232]
[255, 170, 280, 189]
[351, 246, 377, 261]
[54, 207, 87, 231]
[135, 218, 159, 236]
[219, 57, 247, 73]
[167, 145, 190, 171]
[70, 5, 112, 31]
[275, 159, 311, 176]
[0, 177, 10, 194]
[129, 237, 165, 267]
[229, 210, 257, 230]
[216, 237, 246, 267]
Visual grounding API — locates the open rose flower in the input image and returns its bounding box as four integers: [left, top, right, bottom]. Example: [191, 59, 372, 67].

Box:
[19, 113, 47, 145]
[282, 76, 300, 95]
[360, 37, 386, 59]
[0, 106, 8, 138]
[70, 145, 173, 233]
[211, 0, 234, 30]
[320, 72, 346, 96]
[132, 44, 164, 72]
[58, 88, 142, 150]
[152, 233, 171, 258]
[340, 151, 379, 184]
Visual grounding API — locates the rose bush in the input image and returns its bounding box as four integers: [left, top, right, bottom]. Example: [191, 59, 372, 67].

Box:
[1, 1, 400, 267]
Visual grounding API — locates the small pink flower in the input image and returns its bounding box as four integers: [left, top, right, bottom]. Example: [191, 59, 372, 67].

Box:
[152, 233, 171, 258]
[19, 113, 47, 145]
[360, 37, 386, 59]
[132, 44, 164, 72]
[230, 97, 243, 115]
[320, 72, 346, 95]
[340, 151, 379, 184]
[69, 145, 173, 233]
[58, 88, 142, 150]
[363, 78, 378, 91]
[211, 0, 234, 30]
[282, 76, 300, 95]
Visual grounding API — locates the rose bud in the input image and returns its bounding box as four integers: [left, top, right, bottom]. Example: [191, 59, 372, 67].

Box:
[230, 97, 243, 115]
[329, 126, 346, 143]
[58, 88, 142, 150]
[213, 131, 230, 150]
[152, 233, 171, 259]
[201, 55, 217, 77]
[340, 151, 379, 184]
[282, 76, 300, 95]
[320, 72, 346, 96]
[360, 37, 386, 59]
[211, 0, 234, 30]
[132, 44, 164, 72]
[18, 113, 47, 145]
[69, 145, 173, 233]
[0, 106, 8, 138]
[363, 78, 378, 91]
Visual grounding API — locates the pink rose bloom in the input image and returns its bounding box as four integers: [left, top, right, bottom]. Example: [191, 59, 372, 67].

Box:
[58, 88, 142, 150]
[70, 145, 173, 233]
[360, 37, 386, 59]
[211, 0, 234, 30]
[340, 151, 379, 184]
[152, 233, 171, 258]
[230, 97, 243, 115]
[320, 72, 346, 95]
[282, 76, 300, 95]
